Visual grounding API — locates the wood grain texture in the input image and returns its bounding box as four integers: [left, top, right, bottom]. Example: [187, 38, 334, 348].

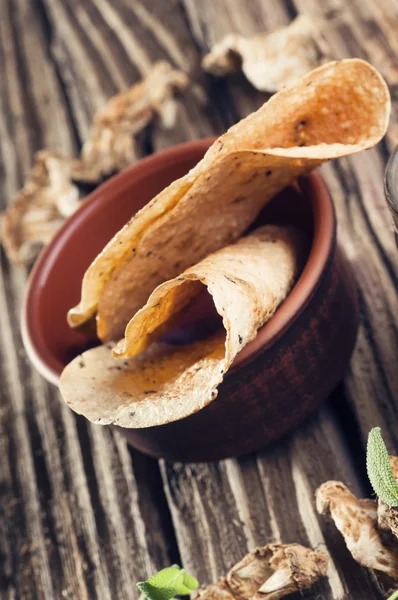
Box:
[161, 406, 382, 598]
[0, 0, 179, 598]
[0, 0, 397, 598]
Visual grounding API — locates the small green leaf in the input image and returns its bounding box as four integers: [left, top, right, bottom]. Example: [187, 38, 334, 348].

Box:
[137, 581, 177, 600]
[388, 590, 398, 600]
[367, 427, 398, 507]
[181, 570, 199, 591]
[137, 565, 199, 600]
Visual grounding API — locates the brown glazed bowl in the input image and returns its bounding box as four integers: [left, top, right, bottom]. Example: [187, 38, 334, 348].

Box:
[22, 138, 359, 462]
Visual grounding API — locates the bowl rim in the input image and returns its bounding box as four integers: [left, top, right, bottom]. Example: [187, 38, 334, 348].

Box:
[21, 138, 335, 386]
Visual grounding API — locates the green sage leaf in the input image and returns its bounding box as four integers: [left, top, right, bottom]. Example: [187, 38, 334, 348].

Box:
[367, 427, 398, 507]
[137, 565, 199, 600]
[181, 570, 199, 591]
[137, 581, 177, 600]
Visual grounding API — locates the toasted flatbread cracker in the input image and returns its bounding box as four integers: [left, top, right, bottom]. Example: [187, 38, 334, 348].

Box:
[68, 60, 390, 342]
[60, 226, 303, 428]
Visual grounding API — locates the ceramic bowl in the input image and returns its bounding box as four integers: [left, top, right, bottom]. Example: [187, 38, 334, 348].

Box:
[22, 138, 359, 462]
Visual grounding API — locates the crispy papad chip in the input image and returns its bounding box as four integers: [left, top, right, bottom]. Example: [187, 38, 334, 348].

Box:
[194, 543, 328, 600]
[60, 225, 303, 428]
[68, 59, 390, 342]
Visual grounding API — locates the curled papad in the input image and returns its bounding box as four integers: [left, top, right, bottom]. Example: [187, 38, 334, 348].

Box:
[60, 225, 303, 428]
[68, 59, 390, 342]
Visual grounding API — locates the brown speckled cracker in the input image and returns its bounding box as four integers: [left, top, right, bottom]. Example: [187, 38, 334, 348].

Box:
[60, 225, 303, 428]
[67, 59, 390, 342]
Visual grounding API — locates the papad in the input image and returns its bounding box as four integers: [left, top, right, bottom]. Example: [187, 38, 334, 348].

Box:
[60, 225, 303, 428]
[68, 59, 390, 342]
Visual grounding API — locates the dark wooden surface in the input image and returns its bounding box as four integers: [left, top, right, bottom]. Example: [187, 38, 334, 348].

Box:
[0, 0, 397, 598]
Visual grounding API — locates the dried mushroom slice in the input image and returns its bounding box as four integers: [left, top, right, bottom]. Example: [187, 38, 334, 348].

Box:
[194, 581, 235, 600]
[1, 150, 80, 265]
[193, 544, 328, 600]
[378, 456, 398, 539]
[60, 226, 304, 428]
[316, 480, 398, 578]
[72, 61, 189, 183]
[67, 59, 390, 343]
[202, 16, 328, 92]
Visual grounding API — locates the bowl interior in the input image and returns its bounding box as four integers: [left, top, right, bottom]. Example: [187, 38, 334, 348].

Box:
[24, 139, 333, 384]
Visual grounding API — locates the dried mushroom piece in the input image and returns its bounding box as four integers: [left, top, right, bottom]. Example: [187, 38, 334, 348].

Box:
[1, 150, 80, 265]
[378, 457, 398, 539]
[194, 581, 235, 600]
[202, 15, 328, 93]
[193, 544, 328, 600]
[316, 480, 398, 578]
[72, 61, 189, 183]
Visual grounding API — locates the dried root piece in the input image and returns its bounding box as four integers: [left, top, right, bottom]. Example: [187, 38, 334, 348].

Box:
[72, 61, 189, 183]
[378, 457, 398, 539]
[316, 481, 398, 579]
[193, 544, 328, 600]
[1, 151, 80, 265]
[202, 15, 328, 93]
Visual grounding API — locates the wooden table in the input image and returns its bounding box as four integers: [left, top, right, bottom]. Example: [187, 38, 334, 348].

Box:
[1, 0, 397, 598]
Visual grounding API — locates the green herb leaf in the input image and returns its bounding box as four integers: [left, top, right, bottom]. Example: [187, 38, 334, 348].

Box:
[181, 570, 199, 591]
[388, 590, 398, 600]
[137, 565, 199, 600]
[367, 427, 398, 507]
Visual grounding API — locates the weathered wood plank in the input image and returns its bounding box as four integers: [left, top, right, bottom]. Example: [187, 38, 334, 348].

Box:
[162, 405, 382, 599]
[319, 154, 398, 445]
[0, 0, 178, 598]
[0, 0, 76, 192]
[0, 0, 77, 596]
[41, 0, 218, 146]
